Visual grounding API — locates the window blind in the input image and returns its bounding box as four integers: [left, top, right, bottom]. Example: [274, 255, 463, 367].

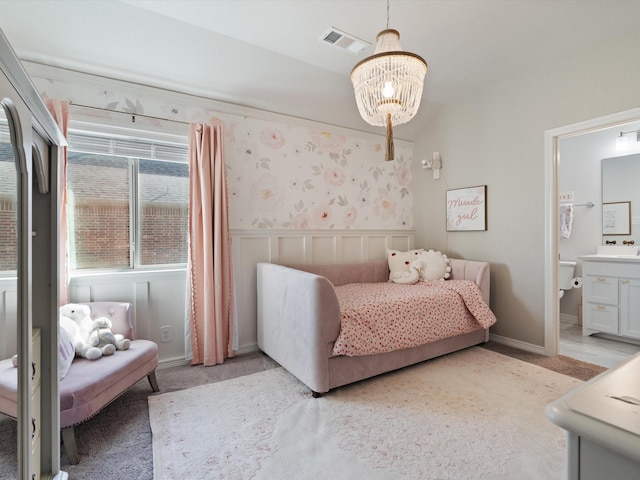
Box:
[67, 129, 188, 163]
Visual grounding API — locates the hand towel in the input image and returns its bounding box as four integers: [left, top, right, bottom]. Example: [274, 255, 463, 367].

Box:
[559, 204, 574, 238]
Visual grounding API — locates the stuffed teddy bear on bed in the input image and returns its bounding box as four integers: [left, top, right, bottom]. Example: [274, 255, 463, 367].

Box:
[60, 303, 131, 360]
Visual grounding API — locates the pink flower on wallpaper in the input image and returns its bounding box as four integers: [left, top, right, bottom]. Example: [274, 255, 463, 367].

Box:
[372, 189, 396, 220]
[261, 128, 286, 148]
[313, 204, 333, 227]
[344, 207, 358, 226]
[395, 165, 410, 186]
[324, 168, 345, 187]
[309, 130, 347, 150]
[249, 173, 285, 213]
[292, 213, 312, 229]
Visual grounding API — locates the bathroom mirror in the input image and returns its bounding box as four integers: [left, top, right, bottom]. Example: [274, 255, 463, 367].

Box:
[601, 153, 640, 245]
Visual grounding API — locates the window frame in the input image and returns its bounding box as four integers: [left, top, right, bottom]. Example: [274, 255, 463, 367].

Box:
[67, 121, 189, 273]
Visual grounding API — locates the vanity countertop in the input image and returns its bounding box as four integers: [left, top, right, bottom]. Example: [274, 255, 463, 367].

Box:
[581, 254, 640, 263]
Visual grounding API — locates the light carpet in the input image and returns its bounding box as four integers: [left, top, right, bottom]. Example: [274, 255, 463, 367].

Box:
[148, 347, 582, 480]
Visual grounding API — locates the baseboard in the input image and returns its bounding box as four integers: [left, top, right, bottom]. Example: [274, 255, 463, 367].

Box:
[158, 356, 189, 369]
[157, 347, 261, 369]
[488, 333, 546, 356]
[235, 344, 260, 356]
[560, 313, 579, 325]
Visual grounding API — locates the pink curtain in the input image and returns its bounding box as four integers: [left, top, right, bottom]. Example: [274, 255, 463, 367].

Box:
[45, 98, 70, 306]
[187, 123, 234, 366]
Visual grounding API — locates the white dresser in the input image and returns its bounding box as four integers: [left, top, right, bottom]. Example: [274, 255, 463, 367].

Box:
[546, 352, 640, 480]
[31, 328, 41, 480]
[581, 255, 640, 340]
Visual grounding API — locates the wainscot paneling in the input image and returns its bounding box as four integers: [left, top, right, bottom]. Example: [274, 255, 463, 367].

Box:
[2, 230, 413, 364]
[231, 229, 415, 353]
[69, 269, 187, 367]
[0, 279, 17, 360]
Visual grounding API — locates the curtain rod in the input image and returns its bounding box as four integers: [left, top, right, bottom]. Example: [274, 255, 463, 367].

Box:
[69, 102, 191, 126]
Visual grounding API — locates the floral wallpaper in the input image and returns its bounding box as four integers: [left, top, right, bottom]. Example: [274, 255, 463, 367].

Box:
[31, 64, 414, 230]
[221, 117, 413, 230]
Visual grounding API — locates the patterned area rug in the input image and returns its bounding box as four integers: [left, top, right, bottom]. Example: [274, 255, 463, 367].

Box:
[148, 347, 581, 480]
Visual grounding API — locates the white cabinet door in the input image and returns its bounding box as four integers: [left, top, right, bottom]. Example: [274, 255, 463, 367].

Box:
[620, 278, 640, 339]
[584, 275, 618, 305]
[584, 303, 619, 334]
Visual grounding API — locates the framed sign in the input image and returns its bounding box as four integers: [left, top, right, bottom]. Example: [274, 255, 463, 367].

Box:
[446, 185, 487, 231]
[602, 201, 631, 235]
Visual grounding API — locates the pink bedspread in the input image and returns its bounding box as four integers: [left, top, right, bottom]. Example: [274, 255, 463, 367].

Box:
[332, 280, 497, 357]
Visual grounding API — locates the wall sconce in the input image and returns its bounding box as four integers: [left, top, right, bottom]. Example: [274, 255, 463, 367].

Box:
[616, 130, 640, 151]
[421, 151, 442, 179]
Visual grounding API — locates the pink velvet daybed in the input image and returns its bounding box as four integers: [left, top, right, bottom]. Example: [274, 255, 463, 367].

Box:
[257, 258, 494, 396]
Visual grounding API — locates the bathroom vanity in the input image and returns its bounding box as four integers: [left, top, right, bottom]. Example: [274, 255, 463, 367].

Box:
[581, 254, 640, 340]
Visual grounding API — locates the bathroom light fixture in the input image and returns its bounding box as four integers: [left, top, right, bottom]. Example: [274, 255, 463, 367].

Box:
[351, 0, 427, 161]
[616, 129, 640, 151]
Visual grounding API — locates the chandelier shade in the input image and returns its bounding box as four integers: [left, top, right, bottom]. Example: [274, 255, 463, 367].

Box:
[351, 29, 427, 127]
[351, 29, 427, 160]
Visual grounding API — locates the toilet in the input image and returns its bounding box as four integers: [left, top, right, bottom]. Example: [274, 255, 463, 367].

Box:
[559, 260, 577, 298]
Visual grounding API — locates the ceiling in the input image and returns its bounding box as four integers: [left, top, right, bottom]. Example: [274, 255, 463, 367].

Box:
[2, 0, 640, 141]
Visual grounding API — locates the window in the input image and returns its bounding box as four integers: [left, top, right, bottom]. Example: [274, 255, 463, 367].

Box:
[0, 120, 16, 273]
[67, 127, 189, 270]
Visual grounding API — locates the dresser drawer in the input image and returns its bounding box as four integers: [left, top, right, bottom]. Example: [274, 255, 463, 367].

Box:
[31, 329, 41, 391]
[31, 435, 40, 480]
[31, 384, 40, 447]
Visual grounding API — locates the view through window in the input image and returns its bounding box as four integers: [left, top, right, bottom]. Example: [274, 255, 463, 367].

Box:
[0, 119, 16, 273]
[67, 128, 189, 270]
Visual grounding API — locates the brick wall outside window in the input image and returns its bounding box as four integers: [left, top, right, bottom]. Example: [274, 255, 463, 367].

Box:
[140, 203, 188, 265]
[0, 199, 16, 271]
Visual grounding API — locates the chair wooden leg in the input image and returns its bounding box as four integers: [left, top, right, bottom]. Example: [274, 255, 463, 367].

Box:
[61, 426, 80, 465]
[148, 371, 160, 392]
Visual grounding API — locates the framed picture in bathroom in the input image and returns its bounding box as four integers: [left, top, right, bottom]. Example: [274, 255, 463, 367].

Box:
[602, 201, 631, 235]
[446, 185, 487, 231]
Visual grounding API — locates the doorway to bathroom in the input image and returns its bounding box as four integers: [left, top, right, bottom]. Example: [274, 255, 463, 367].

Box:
[545, 107, 640, 367]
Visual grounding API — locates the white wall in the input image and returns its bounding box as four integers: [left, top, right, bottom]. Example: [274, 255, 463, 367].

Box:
[413, 27, 640, 349]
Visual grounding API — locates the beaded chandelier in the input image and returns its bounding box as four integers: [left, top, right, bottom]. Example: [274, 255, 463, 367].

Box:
[351, 4, 427, 161]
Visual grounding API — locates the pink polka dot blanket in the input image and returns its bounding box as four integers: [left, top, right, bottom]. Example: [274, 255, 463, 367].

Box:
[332, 280, 497, 357]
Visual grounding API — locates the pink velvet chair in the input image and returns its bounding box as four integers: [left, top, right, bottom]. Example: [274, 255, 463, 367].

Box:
[0, 301, 159, 464]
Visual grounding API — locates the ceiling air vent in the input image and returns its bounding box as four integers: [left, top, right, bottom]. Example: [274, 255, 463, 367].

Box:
[320, 27, 370, 53]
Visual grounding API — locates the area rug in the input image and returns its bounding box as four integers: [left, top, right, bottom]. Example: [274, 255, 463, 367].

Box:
[148, 347, 581, 480]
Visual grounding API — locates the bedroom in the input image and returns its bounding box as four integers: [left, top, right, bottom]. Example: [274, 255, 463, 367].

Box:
[2, 0, 640, 478]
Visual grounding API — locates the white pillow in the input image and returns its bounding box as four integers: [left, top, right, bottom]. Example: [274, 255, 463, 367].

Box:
[417, 250, 452, 281]
[10, 327, 76, 380]
[387, 249, 424, 280]
[58, 325, 75, 380]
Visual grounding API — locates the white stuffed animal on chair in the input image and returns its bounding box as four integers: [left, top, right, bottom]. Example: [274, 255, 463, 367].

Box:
[59, 303, 120, 360]
[88, 319, 131, 353]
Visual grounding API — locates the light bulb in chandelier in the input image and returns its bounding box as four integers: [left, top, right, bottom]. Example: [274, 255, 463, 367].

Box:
[382, 81, 395, 99]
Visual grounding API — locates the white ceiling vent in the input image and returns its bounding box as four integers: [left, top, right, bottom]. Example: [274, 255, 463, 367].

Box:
[320, 27, 370, 54]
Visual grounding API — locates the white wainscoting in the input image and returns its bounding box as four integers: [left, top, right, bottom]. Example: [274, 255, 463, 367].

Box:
[69, 269, 188, 367]
[231, 229, 415, 353]
[0, 229, 414, 364]
[0, 278, 17, 360]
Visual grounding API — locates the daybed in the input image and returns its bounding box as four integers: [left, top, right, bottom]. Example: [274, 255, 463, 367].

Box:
[257, 258, 494, 396]
[0, 301, 159, 464]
